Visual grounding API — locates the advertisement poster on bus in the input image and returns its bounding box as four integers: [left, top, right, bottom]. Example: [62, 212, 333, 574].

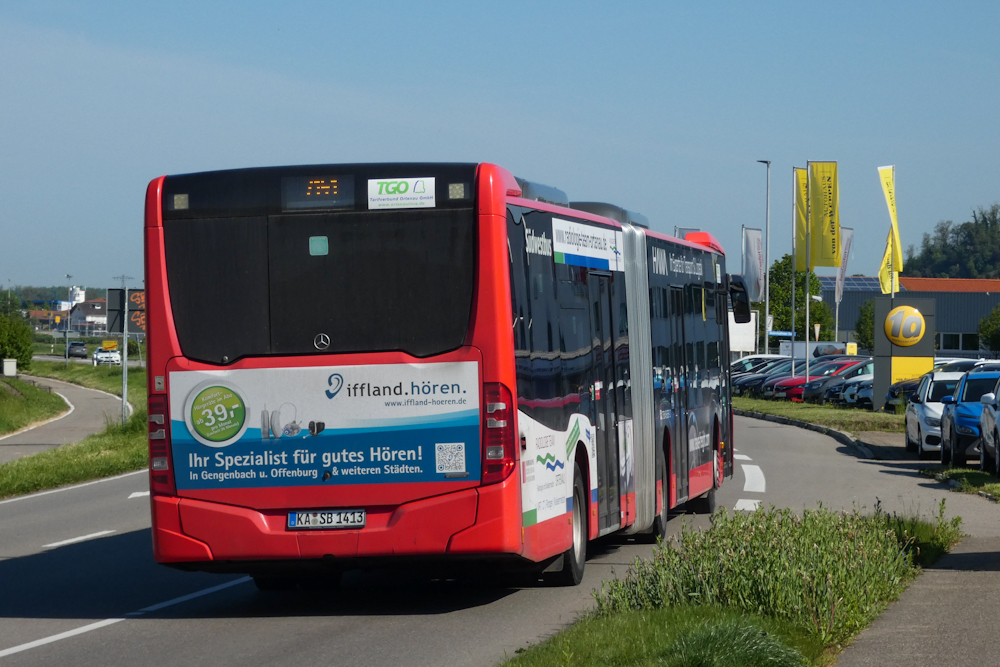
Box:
[169, 361, 480, 490]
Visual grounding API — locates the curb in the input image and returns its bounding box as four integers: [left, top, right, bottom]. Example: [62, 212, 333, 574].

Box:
[734, 408, 875, 459]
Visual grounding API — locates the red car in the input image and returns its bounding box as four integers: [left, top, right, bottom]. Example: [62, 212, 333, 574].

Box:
[772, 360, 863, 402]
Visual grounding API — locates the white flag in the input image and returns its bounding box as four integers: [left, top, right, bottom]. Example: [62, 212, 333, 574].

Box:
[835, 227, 854, 304]
[742, 227, 764, 302]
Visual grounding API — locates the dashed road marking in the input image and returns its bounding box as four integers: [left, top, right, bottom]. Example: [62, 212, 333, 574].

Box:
[741, 464, 766, 493]
[128, 491, 150, 499]
[734, 499, 761, 511]
[0, 577, 251, 658]
[734, 454, 752, 461]
[43, 530, 115, 549]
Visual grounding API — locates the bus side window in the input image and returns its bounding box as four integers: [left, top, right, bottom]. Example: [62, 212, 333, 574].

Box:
[507, 209, 533, 412]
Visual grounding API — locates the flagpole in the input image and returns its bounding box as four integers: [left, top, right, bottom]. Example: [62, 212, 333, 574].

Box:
[791, 168, 796, 377]
[805, 162, 811, 382]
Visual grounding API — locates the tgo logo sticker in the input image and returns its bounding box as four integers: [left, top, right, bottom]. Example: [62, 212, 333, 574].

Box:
[368, 177, 435, 210]
[326, 373, 344, 399]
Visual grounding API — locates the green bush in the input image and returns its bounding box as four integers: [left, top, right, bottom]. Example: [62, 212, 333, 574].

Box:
[594, 504, 958, 645]
[0, 315, 33, 370]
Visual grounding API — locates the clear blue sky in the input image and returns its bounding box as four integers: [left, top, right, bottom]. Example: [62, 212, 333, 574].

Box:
[2, 1, 999, 292]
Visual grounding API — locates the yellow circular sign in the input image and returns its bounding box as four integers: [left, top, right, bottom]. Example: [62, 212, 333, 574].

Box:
[884, 305, 925, 347]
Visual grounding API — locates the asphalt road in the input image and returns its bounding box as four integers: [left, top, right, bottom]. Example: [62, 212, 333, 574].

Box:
[0, 417, 995, 666]
[0, 377, 123, 464]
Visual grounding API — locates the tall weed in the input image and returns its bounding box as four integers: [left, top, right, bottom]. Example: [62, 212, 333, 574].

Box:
[594, 505, 940, 645]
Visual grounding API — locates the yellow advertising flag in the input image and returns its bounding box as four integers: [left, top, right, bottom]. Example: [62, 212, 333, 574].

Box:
[878, 165, 903, 272]
[794, 167, 808, 271]
[878, 229, 900, 294]
[807, 161, 841, 267]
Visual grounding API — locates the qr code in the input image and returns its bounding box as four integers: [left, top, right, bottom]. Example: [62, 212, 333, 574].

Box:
[435, 442, 466, 474]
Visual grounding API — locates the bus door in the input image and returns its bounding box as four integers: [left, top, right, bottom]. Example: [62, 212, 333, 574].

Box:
[590, 272, 620, 532]
[669, 287, 689, 503]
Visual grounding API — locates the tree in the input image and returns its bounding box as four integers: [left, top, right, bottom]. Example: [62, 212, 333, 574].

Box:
[0, 315, 32, 370]
[979, 303, 1000, 352]
[753, 254, 835, 349]
[855, 299, 875, 353]
[904, 204, 1000, 278]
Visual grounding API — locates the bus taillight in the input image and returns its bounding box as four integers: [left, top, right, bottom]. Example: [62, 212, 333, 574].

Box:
[148, 394, 175, 495]
[482, 383, 516, 485]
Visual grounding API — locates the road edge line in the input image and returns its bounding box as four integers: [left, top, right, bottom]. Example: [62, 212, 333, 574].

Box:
[0, 470, 146, 505]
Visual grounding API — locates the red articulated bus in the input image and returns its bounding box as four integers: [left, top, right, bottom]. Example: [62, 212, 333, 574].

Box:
[144, 163, 752, 588]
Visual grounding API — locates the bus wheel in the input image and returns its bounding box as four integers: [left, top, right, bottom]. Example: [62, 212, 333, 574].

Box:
[552, 464, 587, 586]
[647, 454, 669, 542]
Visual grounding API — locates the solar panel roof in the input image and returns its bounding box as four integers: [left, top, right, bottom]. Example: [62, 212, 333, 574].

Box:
[817, 276, 898, 291]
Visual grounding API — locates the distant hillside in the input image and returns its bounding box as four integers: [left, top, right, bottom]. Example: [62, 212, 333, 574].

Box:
[904, 204, 1000, 278]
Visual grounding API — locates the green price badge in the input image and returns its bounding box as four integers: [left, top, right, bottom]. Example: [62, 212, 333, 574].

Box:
[190, 385, 246, 443]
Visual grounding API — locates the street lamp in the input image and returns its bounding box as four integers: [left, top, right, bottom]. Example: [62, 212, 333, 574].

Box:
[757, 161, 771, 349]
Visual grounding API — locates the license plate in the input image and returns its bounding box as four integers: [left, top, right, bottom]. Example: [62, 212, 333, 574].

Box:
[288, 509, 366, 530]
[775, 392, 785, 398]
[763, 390, 773, 396]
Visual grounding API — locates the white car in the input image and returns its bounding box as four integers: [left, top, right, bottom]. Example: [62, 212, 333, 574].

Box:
[905, 371, 964, 459]
[92, 348, 122, 366]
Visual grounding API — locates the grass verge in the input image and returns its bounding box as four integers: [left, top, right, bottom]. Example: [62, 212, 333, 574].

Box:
[734, 397, 904, 433]
[0, 410, 147, 499]
[0, 377, 69, 436]
[0, 361, 149, 500]
[920, 465, 1000, 499]
[500, 606, 826, 667]
[507, 503, 962, 666]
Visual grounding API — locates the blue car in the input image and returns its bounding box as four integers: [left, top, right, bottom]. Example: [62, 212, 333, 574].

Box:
[940, 368, 1000, 466]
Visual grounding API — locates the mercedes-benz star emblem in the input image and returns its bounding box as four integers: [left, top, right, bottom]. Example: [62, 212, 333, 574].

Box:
[313, 333, 331, 350]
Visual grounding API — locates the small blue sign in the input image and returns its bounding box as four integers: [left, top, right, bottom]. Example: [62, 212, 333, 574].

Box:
[768, 331, 794, 337]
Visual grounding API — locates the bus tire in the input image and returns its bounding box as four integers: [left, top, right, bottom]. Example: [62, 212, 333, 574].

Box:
[647, 453, 669, 542]
[553, 464, 587, 586]
[687, 488, 716, 515]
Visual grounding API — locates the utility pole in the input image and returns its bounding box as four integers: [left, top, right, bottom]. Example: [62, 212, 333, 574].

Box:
[113, 274, 134, 424]
[757, 161, 771, 350]
[64, 274, 72, 368]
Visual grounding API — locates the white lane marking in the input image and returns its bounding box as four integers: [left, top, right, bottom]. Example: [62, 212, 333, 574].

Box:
[0, 470, 145, 506]
[0, 391, 75, 443]
[0, 619, 125, 658]
[742, 464, 766, 493]
[734, 454, 752, 461]
[734, 499, 761, 511]
[128, 491, 150, 499]
[0, 577, 251, 658]
[43, 530, 115, 549]
[128, 576, 251, 615]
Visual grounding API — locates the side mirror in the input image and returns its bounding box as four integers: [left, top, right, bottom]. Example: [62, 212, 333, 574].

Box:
[909, 395, 922, 404]
[982, 393, 996, 406]
[941, 395, 956, 405]
[728, 275, 752, 324]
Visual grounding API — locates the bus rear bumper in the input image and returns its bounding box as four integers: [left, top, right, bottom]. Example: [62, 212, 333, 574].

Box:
[151, 478, 523, 567]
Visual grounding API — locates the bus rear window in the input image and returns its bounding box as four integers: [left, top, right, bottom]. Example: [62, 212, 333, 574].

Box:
[163, 208, 475, 362]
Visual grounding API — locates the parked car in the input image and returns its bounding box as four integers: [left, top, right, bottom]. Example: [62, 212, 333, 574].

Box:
[828, 370, 873, 406]
[855, 380, 874, 410]
[772, 360, 864, 402]
[730, 354, 785, 376]
[979, 383, 1000, 474]
[734, 359, 799, 396]
[67, 341, 88, 358]
[803, 359, 873, 404]
[905, 371, 965, 459]
[92, 348, 122, 366]
[940, 368, 1000, 466]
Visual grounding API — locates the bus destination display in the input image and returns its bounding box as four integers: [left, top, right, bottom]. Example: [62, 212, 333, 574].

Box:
[282, 175, 355, 210]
